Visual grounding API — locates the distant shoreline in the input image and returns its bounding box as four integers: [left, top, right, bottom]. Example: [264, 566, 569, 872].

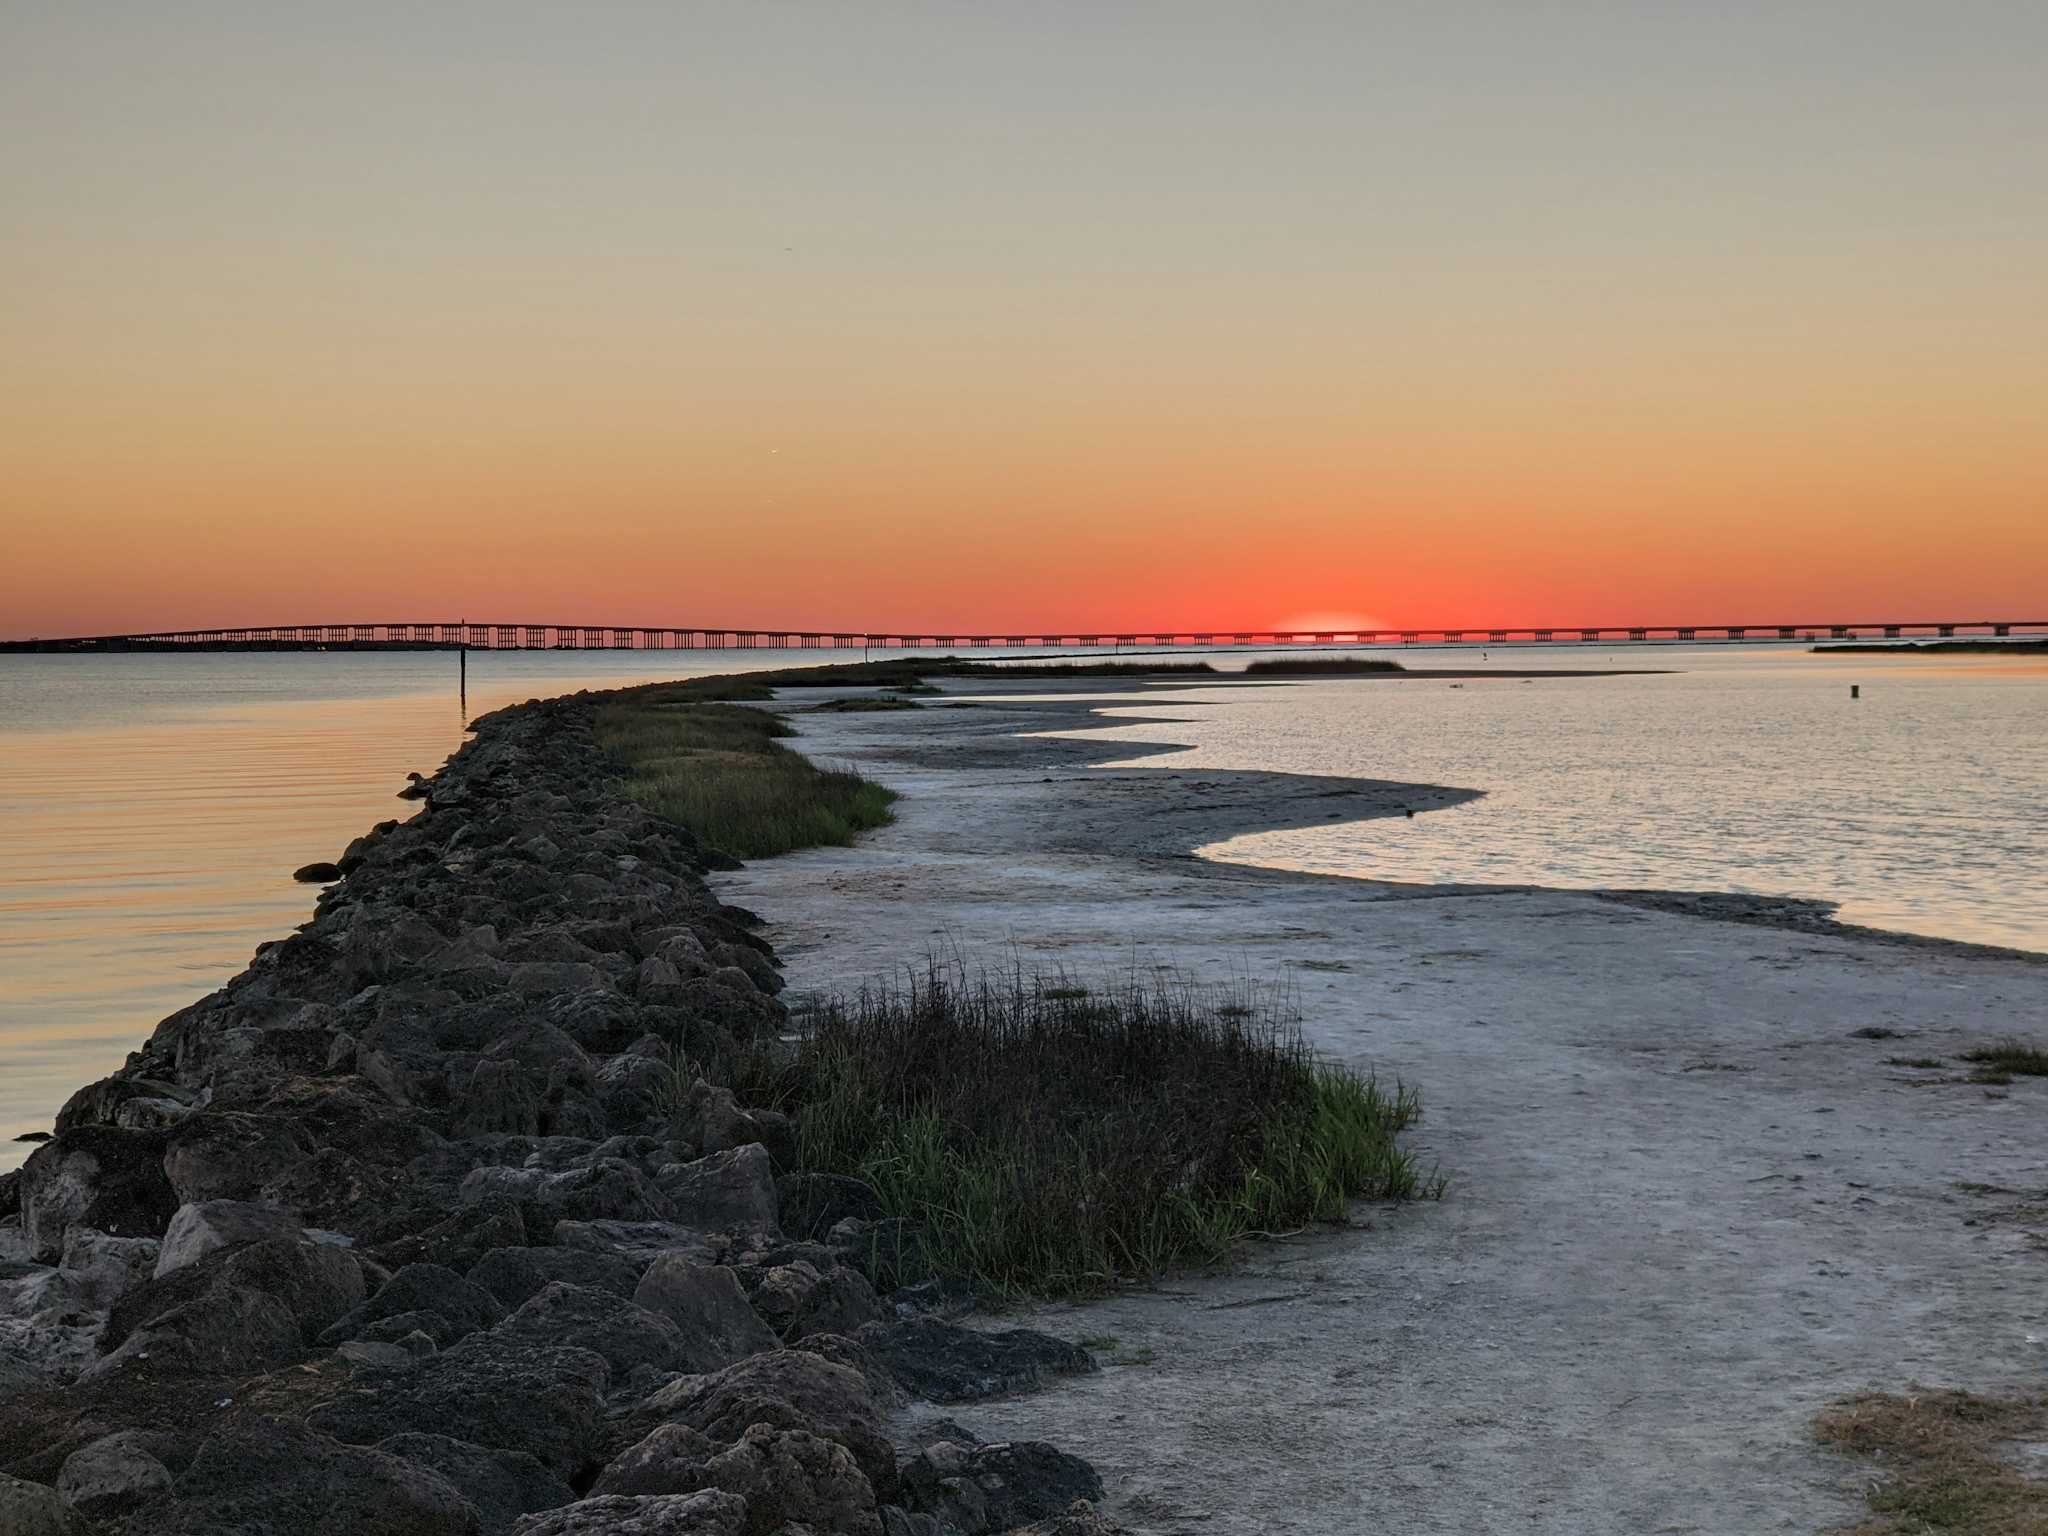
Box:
[1813, 639, 2048, 655]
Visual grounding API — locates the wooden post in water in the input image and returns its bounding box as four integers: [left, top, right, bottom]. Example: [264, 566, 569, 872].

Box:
[1851, 684, 1859, 699]
[460, 641, 468, 713]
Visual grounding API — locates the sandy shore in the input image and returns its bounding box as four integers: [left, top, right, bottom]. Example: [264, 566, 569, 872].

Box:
[719, 677, 2048, 1536]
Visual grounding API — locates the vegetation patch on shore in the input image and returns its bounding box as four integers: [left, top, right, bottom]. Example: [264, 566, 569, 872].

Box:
[595, 693, 896, 860]
[1241, 657, 1406, 676]
[1960, 1039, 2048, 1077]
[750, 964, 1434, 1298]
[1815, 1388, 2048, 1533]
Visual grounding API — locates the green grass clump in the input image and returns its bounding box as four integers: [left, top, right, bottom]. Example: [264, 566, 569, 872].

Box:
[762, 964, 1433, 1298]
[1960, 1039, 2048, 1076]
[595, 698, 896, 861]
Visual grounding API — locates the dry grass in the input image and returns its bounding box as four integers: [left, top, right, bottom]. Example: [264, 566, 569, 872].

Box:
[1814, 1389, 2048, 1534]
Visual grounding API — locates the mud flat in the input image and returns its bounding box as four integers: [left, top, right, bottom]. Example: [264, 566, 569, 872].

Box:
[720, 677, 2048, 1536]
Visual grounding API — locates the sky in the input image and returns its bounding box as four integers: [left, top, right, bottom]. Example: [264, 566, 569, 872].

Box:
[4, 2, 2044, 637]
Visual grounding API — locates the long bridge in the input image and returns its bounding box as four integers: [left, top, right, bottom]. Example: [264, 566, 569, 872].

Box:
[4, 619, 2044, 653]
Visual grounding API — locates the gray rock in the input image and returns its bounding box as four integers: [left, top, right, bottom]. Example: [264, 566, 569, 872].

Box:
[376, 1433, 574, 1536]
[154, 1199, 302, 1276]
[17, 1128, 177, 1263]
[56, 1228, 159, 1309]
[508, 1491, 747, 1536]
[157, 1415, 479, 1535]
[468, 1246, 638, 1309]
[654, 1146, 777, 1235]
[82, 1282, 303, 1383]
[55, 1431, 174, 1522]
[853, 1320, 1096, 1404]
[638, 1349, 894, 1498]
[0, 1473, 87, 1535]
[897, 1441, 1103, 1535]
[552, 1220, 718, 1268]
[319, 1263, 506, 1348]
[631, 1259, 778, 1374]
[753, 1261, 885, 1342]
[594, 1422, 879, 1536]
[460, 1161, 676, 1225]
[305, 1335, 611, 1476]
[490, 1283, 690, 1380]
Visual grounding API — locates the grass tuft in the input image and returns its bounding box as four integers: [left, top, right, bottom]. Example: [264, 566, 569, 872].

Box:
[595, 697, 896, 861]
[1884, 1056, 1946, 1069]
[1961, 1040, 2048, 1077]
[1814, 1388, 2048, 1534]
[762, 963, 1435, 1298]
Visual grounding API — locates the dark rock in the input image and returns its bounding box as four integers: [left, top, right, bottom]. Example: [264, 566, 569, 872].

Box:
[776, 1173, 885, 1242]
[305, 1335, 611, 1476]
[18, 1127, 178, 1262]
[636, 1349, 894, 1499]
[467, 1246, 638, 1309]
[654, 1146, 776, 1235]
[0, 1472, 87, 1534]
[490, 1283, 689, 1380]
[154, 1198, 303, 1276]
[552, 1220, 718, 1268]
[897, 1441, 1104, 1535]
[507, 1490, 747, 1536]
[85, 1282, 305, 1382]
[372, 1199, 528, 1273]
[103, 1233, 363, 1355]
[293, 862, 345, 883]
[376, 1434, 574, 1536]
[319, 1264, 506, 1348]
[752, 1261, 885, 1342]
[630, 1259, 778, 1374]
[853, 1320, 1096, 1404]
[55, 1430, 174, 1522]
[158, 1415, 479, 1535]
[593, 1422, 879, 1536]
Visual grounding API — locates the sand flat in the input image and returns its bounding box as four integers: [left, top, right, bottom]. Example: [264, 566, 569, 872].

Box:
[719, 680, 2048, 1535]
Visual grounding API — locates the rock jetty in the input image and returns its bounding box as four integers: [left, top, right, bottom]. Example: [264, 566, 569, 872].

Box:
[0, 693, 1115, 1535]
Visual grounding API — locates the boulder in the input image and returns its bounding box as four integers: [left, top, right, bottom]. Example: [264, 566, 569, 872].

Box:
[467, 1246, 638, 1309]
[156, 1415, 479, 1535]
[853, 1320, 1095, 1404]
[630, 1260, 778, 1374]
[490, 1283, 690, 1380]
[376, 1434, 574, 1536]
[896, 1441, 1104, 1535]
[372, 1198, 528, 1273]
[0, 1473, 87, 1535]
[82, 1282, 304, 1383]
[594, 1422, 878, 1536]
[552, 1220, 718, 1268]
[507, 1491, 747, 1536]
[56, 1229, 159, 1308]
[637, 1349, 893, 1498]
[304, 1335, 611, 1477]
[460, 1161, 676, 1226]
[154, 1199, 303, 1276]
[293, 862, 344, 883]
[654, 1146, 776, 1235]
[319, 1263, 506, 1348]
[55, 1431, 174, 1522]
[17, 1128, 177, 1262]
[753, 1261, 885, 1343]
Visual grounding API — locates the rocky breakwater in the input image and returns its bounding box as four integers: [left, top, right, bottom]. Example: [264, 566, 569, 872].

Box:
[0, 694, 1112, 1536]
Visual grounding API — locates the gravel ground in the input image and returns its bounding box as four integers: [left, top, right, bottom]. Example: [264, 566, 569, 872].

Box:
[720, 679, 2048, 1535]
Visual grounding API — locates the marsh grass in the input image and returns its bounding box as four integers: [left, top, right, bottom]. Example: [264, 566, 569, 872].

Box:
[1814, 1389, 2048, 1534]
[1961, 1040, 2048, 1076]
[760, 962, 1434, 1298]
[595, 697, 896, 860]
[1240, 657, 1406, 676]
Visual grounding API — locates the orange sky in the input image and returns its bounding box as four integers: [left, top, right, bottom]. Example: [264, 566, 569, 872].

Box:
[5, 6, 2045, 639]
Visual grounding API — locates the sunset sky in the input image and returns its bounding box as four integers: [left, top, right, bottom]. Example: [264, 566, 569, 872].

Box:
[5, 3, 2044, 638]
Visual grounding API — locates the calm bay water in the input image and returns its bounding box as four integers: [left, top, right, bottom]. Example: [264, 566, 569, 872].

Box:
[2, 644, 2042, 1167]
